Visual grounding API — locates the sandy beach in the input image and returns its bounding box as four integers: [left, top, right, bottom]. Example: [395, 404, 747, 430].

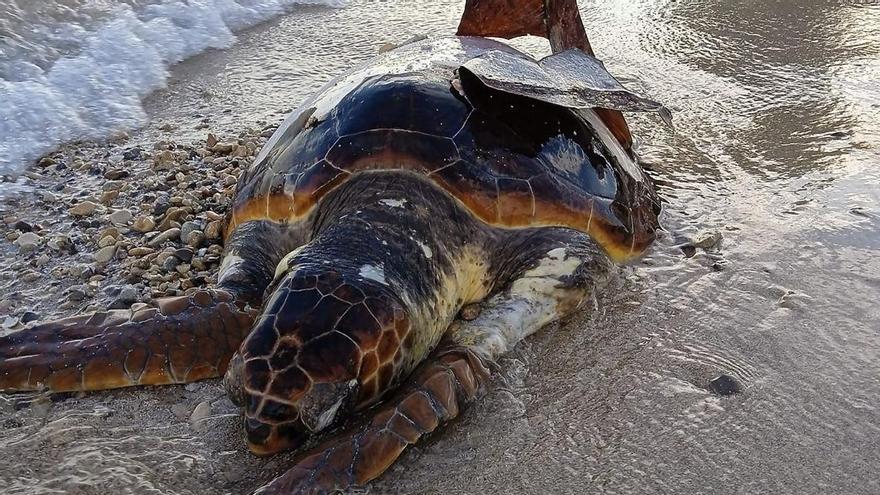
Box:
[2, 1, 880, 494]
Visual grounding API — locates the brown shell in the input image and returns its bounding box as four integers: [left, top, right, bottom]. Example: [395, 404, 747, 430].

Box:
[229, 38, 660, 261]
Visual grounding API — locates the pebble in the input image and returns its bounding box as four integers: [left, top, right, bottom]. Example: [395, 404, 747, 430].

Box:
[173, 247, 194, 263]
[708, 374, 743, 396]
[109, 286, 140, 309]
[148, 228, 181, 247]
[190, 400, 212, 426]
[129, 247, 156, 257]
[132, 215, 157, 233]
[100, 190, 119, 205]
[19, 312, 40, 324]
[109, 209, 133, 226]
[204, 220, 223, 240]
[97, 235, 116, 248]
[211, 142, 235, 154]
[94, 245, 117, 263]
[67, 285, 90, 301]
[185, 230, 205, 249]
[14, 232, 41, 252]
[47, 235, 71, 252]
[693, 232, 723, 250]
[12, 220, 34, 232]
[69, 201, 98, 217]
[180, 221, 203, 242]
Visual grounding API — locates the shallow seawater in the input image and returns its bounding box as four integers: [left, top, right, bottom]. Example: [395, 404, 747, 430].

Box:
[2, 0, 880, 494]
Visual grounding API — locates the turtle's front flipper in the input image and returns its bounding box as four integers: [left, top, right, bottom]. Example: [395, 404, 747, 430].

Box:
[253, 345, 490, 495]
[254, 230, 611, 494]
[0, 289, 258, 392]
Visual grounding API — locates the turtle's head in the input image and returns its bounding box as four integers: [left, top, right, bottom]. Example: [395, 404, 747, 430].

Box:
[225, 255, 412, 456]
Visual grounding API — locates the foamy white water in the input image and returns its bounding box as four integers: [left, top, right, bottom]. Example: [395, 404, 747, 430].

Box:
[0, 0, 345, 181]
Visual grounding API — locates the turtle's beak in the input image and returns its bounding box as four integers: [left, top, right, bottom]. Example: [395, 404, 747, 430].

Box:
[245, 416, 308, 456]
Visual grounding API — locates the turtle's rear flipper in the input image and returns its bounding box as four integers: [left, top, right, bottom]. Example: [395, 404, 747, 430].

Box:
[457, 0, 633, 150]
[253, 346, 491, 494]
[0, 289, 257, 393]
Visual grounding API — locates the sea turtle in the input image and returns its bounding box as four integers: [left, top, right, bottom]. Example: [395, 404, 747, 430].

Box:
[0, 0, 667, 492]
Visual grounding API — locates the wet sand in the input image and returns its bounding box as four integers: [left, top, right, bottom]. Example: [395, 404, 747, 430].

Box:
[2, 1, 880, 494]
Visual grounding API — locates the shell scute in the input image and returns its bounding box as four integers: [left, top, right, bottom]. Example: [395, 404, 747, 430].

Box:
[230, 38, 660, 260]
[334, 74, 469, 138]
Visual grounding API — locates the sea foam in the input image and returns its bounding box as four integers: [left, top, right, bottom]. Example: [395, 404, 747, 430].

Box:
[0, 0, 345, 182]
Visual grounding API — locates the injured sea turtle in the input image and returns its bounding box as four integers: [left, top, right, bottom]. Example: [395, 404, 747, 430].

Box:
[0, 0, 667, 492]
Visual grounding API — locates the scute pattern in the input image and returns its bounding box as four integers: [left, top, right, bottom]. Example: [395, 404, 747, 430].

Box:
[229, 38, 659, 262]
[241, 268, 413, 438]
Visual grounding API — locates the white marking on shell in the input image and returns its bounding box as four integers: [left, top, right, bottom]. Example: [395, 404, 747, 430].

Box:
[417, 240, 433, 259]
[359, 264, 387, 285]
[379, 198, 407, 208]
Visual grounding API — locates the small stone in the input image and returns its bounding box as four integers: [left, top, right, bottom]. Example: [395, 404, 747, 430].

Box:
[693, 232, 723, 250]
[206, 133, 218, 148]
[100, 190, 119, 205]
[104, 169, 129, 180]
[680, 245, 697, 258]
[38, 157, 56, 167]
[129, 247, 155, 257]
[211, 142, 235, 155]
[190, 401, 212, 422]
[204, 221, 223, 240]
[14, 232, 41, 252]
[109, 286, 140, 309]
[122, 148, 142, 161]
[100, 227, 120, 240]
[103, 180, 125, 192]
[708, 374, 742, 396]
[69, 201, 98, 217]
[185, 230, 205, 249]
[97, 235, 116, 248]
[35, 254, 51, 267]
[94, 245, 117, 263]
[12, 220, 34, 232]
[109, 209, 133, 226]
[19, 311, 40, 324]
[132, 215, 157, 233]
[158, 207, 188, 232]
[159, 123, 175, 132]
[173, 248, 194, 263]
[163, 256, 181, 272]
[41, 191, 57, 203]
[67, 285, 89, 301]
[47, 235, 71, 252]
[148, 228, 181, 247]
[180, 221, 203, 241]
